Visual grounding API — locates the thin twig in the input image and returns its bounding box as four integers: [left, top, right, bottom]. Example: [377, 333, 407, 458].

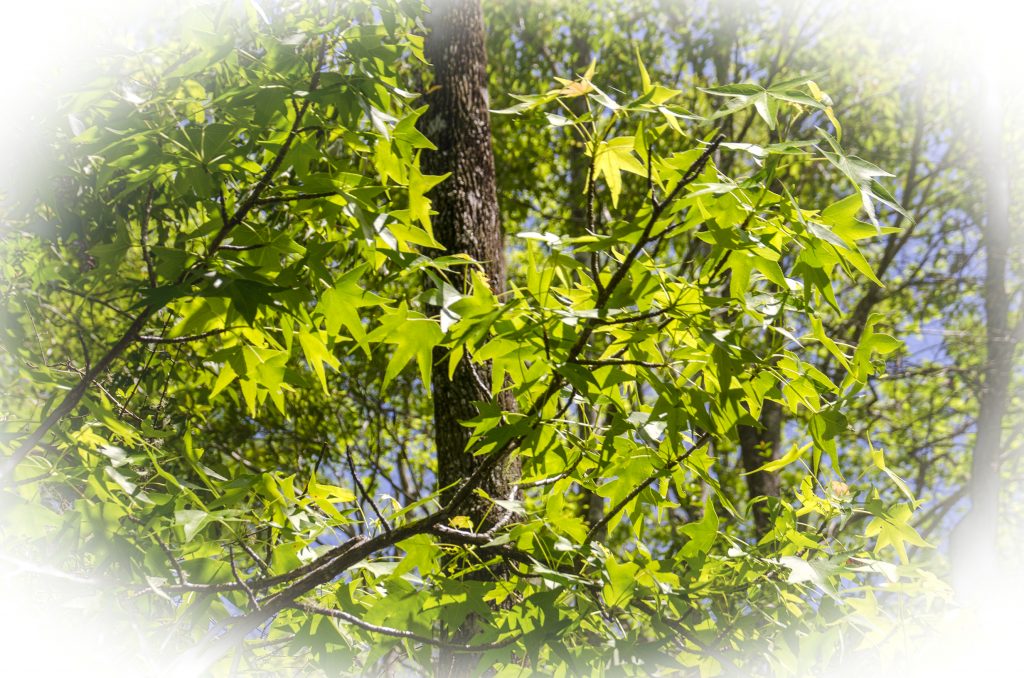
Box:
[181, 136, 729, 667]
[345, 445, 393, 536]
[569, 358, 665, 368]
[119, 314, 171, 418]
[140, 186, 157, 288]
[586, 130, 603, 295]
[518, 451, 587, 489]
[139, 519, 185, 587]
[237, 538, 270, 576]
[292, 601, 521, 651]
[255, 191, 339, 205]
[593, 307, 670, 325]
[229, 547, 260, 611]
[219, 243, 266, 252]
[584, 433, 710, 544]
[0, 38, 333, 482]
[49, 285, 134, 319]
[647, 139, 658, 210]
[138, 327, 244, 344]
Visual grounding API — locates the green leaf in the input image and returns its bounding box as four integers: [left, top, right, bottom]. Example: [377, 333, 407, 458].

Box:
[591, 137, 646, 207]
[309, 473, 357, 503]
[209, 362, 238, 400]
[317, 267, 389, 355]
[367, 302, 444, 390]
[602, 553, 640, 608]
[872, 445, 916, 503]
[679, 497, 718, 559]
[753, 442, 810, 473]
[635, 45, 652, 92]
[175, 509, 210, 543]
[865, 504, 930, 564]
[298, 331, 340, 393]
[777, 555, 839, 597]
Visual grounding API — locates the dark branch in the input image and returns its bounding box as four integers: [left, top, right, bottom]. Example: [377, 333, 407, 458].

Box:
[293, 601, 520, 651]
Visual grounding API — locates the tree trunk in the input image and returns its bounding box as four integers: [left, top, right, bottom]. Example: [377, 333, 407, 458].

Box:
[419, 1, 518, 674]
[953, 62, 1015, 592]
[739, 399, 782, 537]
[421, 0, 517, 522]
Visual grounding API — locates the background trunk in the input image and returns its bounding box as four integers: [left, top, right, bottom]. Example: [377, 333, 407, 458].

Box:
[954, 60, 1015, 592]
[562, 22, 608, 543]
[739, 400, 782, 536]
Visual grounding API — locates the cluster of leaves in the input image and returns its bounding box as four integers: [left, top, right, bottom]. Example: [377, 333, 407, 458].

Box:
[0, 1, 959, 676]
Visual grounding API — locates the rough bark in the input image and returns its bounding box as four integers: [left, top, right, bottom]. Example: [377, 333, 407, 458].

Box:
[421, 0, 518, 520]
[419, 1, 518, 674]
[738, 399, 782, 536]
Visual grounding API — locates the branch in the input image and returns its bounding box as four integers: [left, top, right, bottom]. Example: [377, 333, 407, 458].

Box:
[1, 311, 153, 481]
[569, 358, 665, 368]
[1, 40, 331, 482]
[204, 40, 329, 258]
[292, 601, 520, 651]
[595, 134, 724, 311]
[345, 444, 393, 536]
[156, 533, 187, 587]
[584, 433, 710, 544]
[430, 525, 731, 665]
[593, 307, 670, 325]
[177, 134, 728, 669]
[140, 186, 157, 288]
[137, 327, 245, 344]
[255, 191, 339, 206]
[430, 523, 494, 544]
[229, 547, 260, 611]
[435, 136, 725, 537]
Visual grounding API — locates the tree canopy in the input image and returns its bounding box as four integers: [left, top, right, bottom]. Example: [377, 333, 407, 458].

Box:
[1, 1, 1021, 676]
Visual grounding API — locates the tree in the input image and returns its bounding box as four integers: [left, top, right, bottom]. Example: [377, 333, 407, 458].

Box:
[418, 0, 518, 673]
[421, 0, 517, 541]
[952, 41, 1022, 592]
[2, 1, 1001, 676]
